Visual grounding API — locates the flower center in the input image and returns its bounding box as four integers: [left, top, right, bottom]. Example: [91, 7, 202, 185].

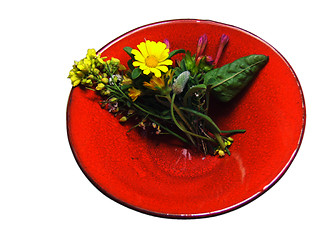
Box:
[145, 55, 158, 68]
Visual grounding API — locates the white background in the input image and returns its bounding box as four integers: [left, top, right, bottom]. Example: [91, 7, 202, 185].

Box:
[1, 0, 319, 239]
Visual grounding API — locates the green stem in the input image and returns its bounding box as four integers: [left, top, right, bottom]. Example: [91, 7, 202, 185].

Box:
[155, 95, 171, 107]
[166, 93, 194, 132]
[168, 93, 218, 144]
[204, 86, 212, 114]
[220, 129, 246, 134]
[214, 133, 226, 151]
[179, 107, 221, 134]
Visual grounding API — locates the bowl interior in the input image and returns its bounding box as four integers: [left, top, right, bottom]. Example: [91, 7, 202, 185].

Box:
[67, 19, 305, 218]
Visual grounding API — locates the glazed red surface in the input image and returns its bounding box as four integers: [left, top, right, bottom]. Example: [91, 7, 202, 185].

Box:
[67, 20, 305, 217]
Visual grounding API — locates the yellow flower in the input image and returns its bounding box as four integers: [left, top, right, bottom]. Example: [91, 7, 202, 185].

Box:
[143, 69, 174, 93]
[86, 49, 97, 59]
[68, 70, 81, 86]
[121, 75, 133, 85]
[143, 76, 165, 90]
[131, 40, 173, 77]
[107, 57, 120, 64]
[96, 83, 105, 91]
[107, 57, 126, 71]
[166, 69, 174, 85]
[128, 87, 141, 101]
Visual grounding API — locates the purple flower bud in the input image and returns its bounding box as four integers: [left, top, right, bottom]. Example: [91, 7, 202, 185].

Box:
[214, 34, 229, 66]
[220, 34, 229, 46]
[164, 39, 170, 49]
[196, 34, 208, 59]
[205, 55, 214, 64]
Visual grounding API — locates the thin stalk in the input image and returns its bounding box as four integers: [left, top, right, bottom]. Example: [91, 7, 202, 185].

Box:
[179, 107, 221, 134]
[214, 133, 226, 151]
[204, 86, 212, 114]
[220, 129, 246, 134]
[168, 93, 217, 144]
[166, 93, 194, 132]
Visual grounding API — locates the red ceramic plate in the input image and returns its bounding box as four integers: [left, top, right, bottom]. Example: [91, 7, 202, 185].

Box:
[67, 19, 306, 218]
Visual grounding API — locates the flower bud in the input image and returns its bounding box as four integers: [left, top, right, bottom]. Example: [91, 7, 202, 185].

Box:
[101, 78, 108, 84]
[76, 71, 84, 78]
[81, 78, 87, 85]
[218, 150, 225, 157]
[121, 76, 132, 85]
[227, 137, 234, 142]
[100, 89, 111, 96]
[95, 83, 105, 91]
[196, 34, 208, 59]
[72, 79, 80, 87]
[87, 74, 94, 80]
[214, 34, 229, 66]
[172, 71, 190, 94]
[86, 49, 97, 59]
[109, 97, 117, 102]
[93, 68, 100, 75]
[119, 116, 127, 122]
[164, 39, 170, 49]
[205, 56, 214, 64]
[86, 79, 93, 86]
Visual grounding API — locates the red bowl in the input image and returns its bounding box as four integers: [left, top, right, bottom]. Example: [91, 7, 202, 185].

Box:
[67, 19, 306, 218]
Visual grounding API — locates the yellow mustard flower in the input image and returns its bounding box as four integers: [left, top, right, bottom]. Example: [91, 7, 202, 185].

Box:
[107, 57, 126, 71]
[68, 70, 81, 86]
[131, 40, 173, 77]
[86, 49, 97, 59]
[96, 83, 105, 91]
[121, 75, 133, 85]
[128, 87, 141, 101]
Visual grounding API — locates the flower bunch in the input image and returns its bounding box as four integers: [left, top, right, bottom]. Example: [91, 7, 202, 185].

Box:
[68, 35, 268, 156]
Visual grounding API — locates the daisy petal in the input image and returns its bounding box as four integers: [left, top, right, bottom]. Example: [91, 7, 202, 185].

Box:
[150, 68, 161, 77]
[138, 64, 148, 70]
[156, 65, 168, 72]
[132, 61, 142, 67]
[131, 49, 145, 62]
[158, 59, 173, 66]
[158, 48, 170, 62]
[143, 68, 151, 75]
[137, 42, 148, 58]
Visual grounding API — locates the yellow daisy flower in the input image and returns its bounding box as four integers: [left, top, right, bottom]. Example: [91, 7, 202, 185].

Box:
[143, 75, 165, 91]
[128, 87, 142, 102]
[131, 40, 173, 77]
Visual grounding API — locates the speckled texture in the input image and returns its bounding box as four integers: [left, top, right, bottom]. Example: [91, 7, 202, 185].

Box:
[67, 19, 305, 218]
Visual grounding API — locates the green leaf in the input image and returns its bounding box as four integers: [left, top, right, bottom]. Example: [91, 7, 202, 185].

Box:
[127, 59, 134, 71]
[180, 59, 187, 71]
[204, 55, 269, 102]
[168, 49, 185, 59]
[123, 47, 134, 58]
[131, 68, 141, 79]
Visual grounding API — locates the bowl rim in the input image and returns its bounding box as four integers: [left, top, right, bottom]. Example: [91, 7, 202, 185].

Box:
[67, 18, 306, 219]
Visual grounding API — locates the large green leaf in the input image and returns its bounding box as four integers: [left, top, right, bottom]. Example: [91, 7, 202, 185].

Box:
[204, 55, 269, 102]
